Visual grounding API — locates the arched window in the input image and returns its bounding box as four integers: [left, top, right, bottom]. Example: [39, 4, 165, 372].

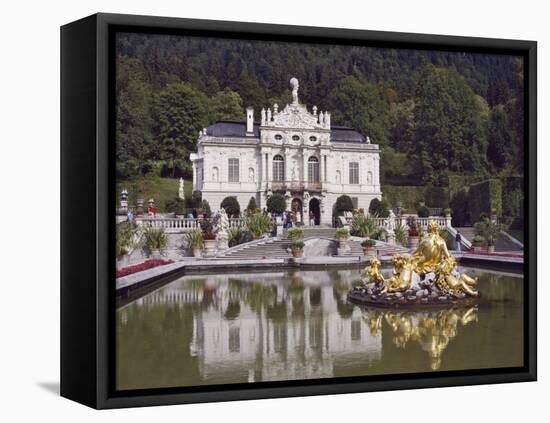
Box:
[308, 156, 320, 183]
[272, 155, 285, 181]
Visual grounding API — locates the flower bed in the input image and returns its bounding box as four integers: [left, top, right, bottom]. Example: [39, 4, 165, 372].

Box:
[116, 259, 174, 279]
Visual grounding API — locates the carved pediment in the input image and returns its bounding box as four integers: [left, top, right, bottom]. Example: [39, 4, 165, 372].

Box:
[270, 104, 321, 129]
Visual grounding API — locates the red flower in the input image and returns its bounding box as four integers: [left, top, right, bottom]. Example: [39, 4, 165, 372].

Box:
[116, 259, 174, 278]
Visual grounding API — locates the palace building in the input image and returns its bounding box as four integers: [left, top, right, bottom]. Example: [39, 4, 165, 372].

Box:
[190, 78, 381, 225]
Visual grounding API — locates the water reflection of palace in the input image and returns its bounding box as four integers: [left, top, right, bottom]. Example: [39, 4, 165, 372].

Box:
[134, 270, 382, 382]
[117, 268, 523, 388]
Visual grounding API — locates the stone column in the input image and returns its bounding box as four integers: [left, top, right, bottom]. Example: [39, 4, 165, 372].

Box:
[192, 161, 197, 190]
[284, 148, 290, 183]
[302, 150, 308, 186]
[320, 153, 325, 184]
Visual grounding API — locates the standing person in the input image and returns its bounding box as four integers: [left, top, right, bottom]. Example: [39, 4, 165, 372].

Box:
[455, 231, 462, 253]
[309, 211, 315, 226]
[127, 210, 134, 225]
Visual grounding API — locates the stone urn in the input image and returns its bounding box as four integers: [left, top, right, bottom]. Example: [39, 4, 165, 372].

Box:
[408, 236, 419, 250]
[150, 249, 161, 259]
[291, 248, 304, 258]
[192, 247, 202, 258]
[362, 246, 376, 258]
[204, 239, 217, 257]
[487, 244, 495, 254]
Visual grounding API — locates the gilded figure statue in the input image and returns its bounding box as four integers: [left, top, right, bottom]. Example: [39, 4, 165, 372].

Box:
[360, 220, 478, 298]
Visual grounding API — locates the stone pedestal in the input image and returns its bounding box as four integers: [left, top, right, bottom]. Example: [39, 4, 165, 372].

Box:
[337, 238, 351, 256]
[216, 231, 229, 253]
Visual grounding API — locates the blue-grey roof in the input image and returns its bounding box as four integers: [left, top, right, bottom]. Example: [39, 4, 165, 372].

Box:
[205, 121, 366, 143]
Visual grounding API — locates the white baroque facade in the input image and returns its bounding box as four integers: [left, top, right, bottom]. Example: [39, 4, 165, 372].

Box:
[190, 78, 381, 225]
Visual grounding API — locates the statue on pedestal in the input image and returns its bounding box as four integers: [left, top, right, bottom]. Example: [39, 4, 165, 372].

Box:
[215, 208, 230, 252]
[290, 77, 299, 104]
[178, 178, 185, 200]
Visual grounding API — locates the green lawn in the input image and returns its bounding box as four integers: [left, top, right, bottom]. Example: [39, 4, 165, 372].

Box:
[116, 176, 193, 213]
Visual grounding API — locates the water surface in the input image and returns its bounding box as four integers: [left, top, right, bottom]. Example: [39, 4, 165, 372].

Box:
[116, 267, 523, 390]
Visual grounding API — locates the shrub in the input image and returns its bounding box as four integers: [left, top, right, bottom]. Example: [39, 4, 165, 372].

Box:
[287, 228, 304, 240]
[335, 228, 350, 239]
[442, 207, 452, 216]
[116, 222, 137, 257]
[165, 197, 185, 215]
[474, 218, 504, 246]
[361, 239, 376, 247]
[184, 228, 204, 249]
[468, 179, 502, 222]
[200, 199, 211, 215]
[228, 226, 252, 247]
[142, 227, 168, 252]
[350, 213, 377, 238]
[221, 196, 240, 217]
[247, 196, 257, 211]
[502, 176, 524, 220]
[472, 235, 485, 244]
[368, 198, 389, 218]
[245, 213, 272, 238]
[335, 195, 354, 215]
[394, 223, 408, 246]
[266, 193, 286, 214]
[417, 205, 430, 217]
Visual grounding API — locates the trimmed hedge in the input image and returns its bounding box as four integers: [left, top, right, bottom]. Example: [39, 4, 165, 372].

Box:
[467, 179, 502, 221]
[382, 185, 449, 210]
[502, 176, 524, 219]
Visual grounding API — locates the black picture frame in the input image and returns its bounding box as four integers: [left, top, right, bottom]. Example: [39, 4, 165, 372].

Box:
[60, 12, 537, 409]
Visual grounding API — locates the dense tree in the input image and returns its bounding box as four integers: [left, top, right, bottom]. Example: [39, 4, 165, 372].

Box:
[414, 65, 488, 183]
[487, 106, 515, 171]
[328, 76, 390, 146]
[221, 196, 240, 217]
[153, 82, 209, 177]
[210, 88, 244, 121]
[114, 35, 524, 183]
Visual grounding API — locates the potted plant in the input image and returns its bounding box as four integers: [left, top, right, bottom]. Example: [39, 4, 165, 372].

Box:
[116, 222, 137, 268]
[200, 219, 217, 257]
[407, 218, 420, 249]
[472, 235, 484, 252]
[184, 228, 204, 258]
[246, 212, 273, 240]
[143, 227, 168, 259]
[361, 238, 376, 258]
[335, 228, 351, 256]
[287, 227, 305, 257]
[289, 241, 305, 258]
[335, 228, 350, 241]
[474, 217, 503, 254]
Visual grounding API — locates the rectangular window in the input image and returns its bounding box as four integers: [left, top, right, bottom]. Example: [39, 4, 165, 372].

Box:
[349, 162, 359, 184]
[228, 158, 239, 182]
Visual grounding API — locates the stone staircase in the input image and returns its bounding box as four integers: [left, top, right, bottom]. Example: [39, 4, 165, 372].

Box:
[455, 227, 523, 252]
[215, 225, 410, 261]
[215, 237, 292, 260]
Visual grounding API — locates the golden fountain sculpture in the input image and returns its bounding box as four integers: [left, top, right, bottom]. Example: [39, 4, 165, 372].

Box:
[352, 221, 479, 306]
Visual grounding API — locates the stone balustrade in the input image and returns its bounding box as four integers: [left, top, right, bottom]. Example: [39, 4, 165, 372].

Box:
[136, 217, 246, 232]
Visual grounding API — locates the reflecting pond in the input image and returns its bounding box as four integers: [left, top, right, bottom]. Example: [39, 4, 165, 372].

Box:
[116, 267, 524, 390]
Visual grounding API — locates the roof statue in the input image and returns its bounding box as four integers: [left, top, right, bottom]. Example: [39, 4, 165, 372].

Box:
[290, 77, 299, 104]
